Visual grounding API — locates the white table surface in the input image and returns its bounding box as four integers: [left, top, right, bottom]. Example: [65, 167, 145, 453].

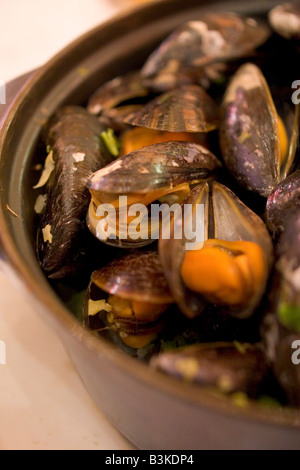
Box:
[0, 0, 143, 451]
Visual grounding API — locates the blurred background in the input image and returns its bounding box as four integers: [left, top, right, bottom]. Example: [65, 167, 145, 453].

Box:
[0, 0, 156, 451]
[0, 0, 154, 82]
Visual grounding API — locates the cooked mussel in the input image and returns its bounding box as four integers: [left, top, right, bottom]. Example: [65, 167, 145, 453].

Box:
[266, 169, 300, 239]
[35, 105, 113, 279]
[219, 63, 299, 197]
[86, 141, 221, 248]
[84, 250, 174, 350]
[150, 342, 269, 398]
[159, 181, 273, 320]
[121, 85, 219, 157]
[124, 85, 219, 133]
[261, 210, 300, 406]
[269, 3, 300, 39]
[119, 85, 217, 154]
[142, 12, 270, 87]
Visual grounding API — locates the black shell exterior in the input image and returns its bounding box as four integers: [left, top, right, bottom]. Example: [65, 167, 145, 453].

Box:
[37, 105, 113, 279]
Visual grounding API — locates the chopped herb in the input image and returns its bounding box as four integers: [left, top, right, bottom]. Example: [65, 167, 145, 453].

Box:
[34, 194, 47, 214]
[77, 67, 89, 77]
[258, 395, 281, 409]
[42, 224, 53, 244]
[231, 392, 249, 408]
[158, 93, 171, 104]
[217, 375, 234, 393]
[73, 152, 86, 163]
[233, 340, 248, 355]
[160, 328, 202, 352]
[278, 301, 300, 333]
[88, 299, 112, 316]
[175, 357, 199, 382]
[213, 74, 226, 85]
[101, 128, 120, 157]
[238, 130, 250, 144]
[33, 151, 55, 189]
[136, 342, 155, 360]
[6, 204, 19, 218]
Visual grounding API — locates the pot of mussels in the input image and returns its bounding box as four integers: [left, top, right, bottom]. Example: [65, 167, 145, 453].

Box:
[0, 0, 300, 450]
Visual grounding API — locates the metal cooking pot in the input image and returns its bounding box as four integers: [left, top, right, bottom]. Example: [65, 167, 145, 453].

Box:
[0, 0, 299, 450]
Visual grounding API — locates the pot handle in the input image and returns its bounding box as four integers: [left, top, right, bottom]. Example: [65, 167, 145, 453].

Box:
[0, 71, 37, 129]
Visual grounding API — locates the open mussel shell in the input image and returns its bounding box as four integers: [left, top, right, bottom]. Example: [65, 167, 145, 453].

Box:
[219, 63, 299, 198]
[261, 210, 300, 406]
[266, 169, 300, 239]
[142, 12, 270, 81]
[83, 250, 174, 352]
[90, 250, 174, 304]
[150, 342, 269, 398]
[124, 85, 219, 133]
[87, 71, 149, 115]
[269, 3, 300, 39]
[159, 181, 273, 320]
[86, 141, 221, 248]
[35, 105, 114, 279]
